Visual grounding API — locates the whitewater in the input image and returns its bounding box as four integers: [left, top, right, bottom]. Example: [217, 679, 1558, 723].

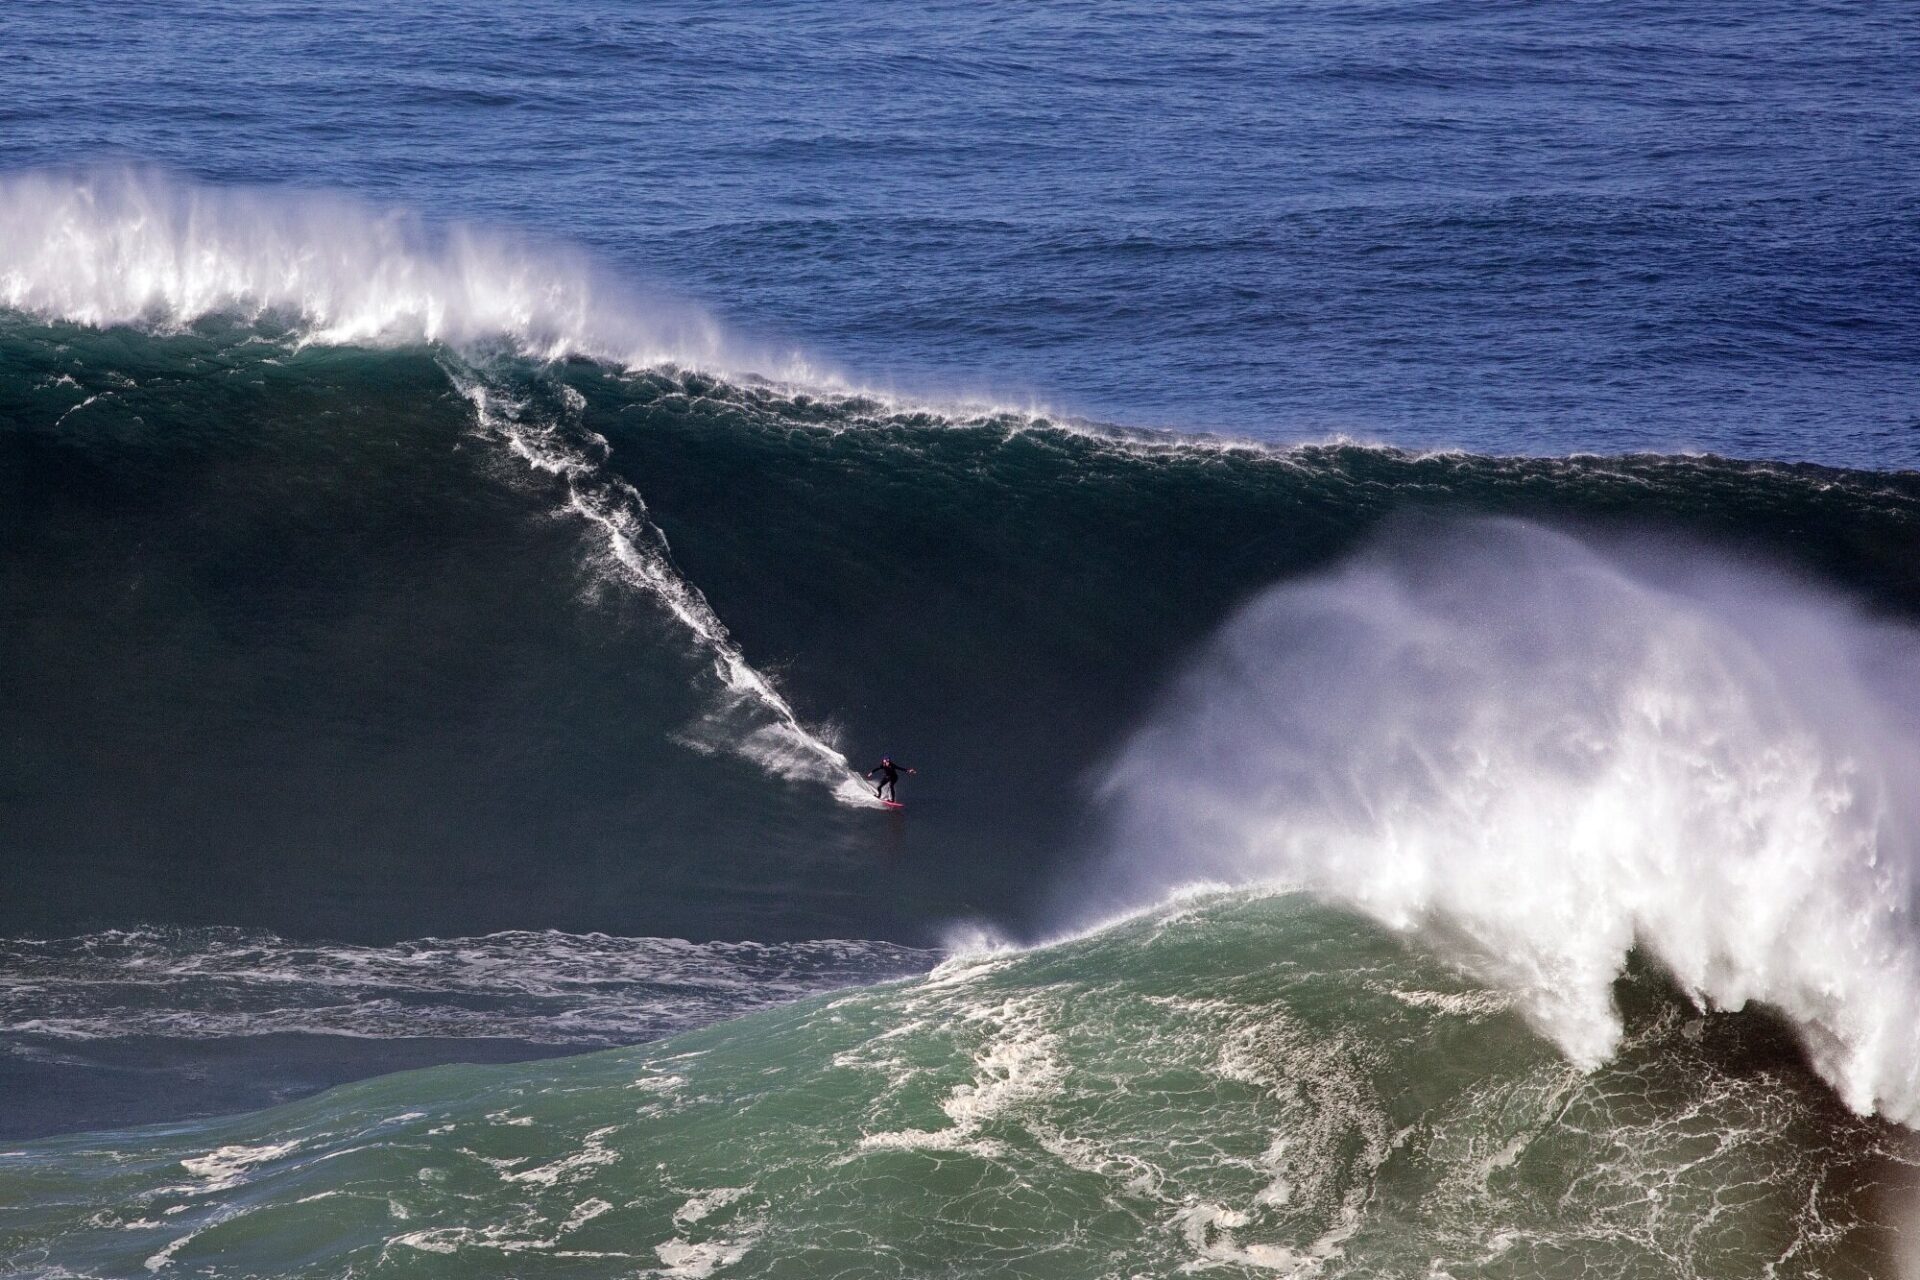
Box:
[1099, 518, 1920, 1124]
[6, 897, 1915, 1277]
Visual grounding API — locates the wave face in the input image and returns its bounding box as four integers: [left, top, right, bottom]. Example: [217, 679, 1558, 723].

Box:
[8, 269, 1919, 949]
[4, 897, 1914, 1279]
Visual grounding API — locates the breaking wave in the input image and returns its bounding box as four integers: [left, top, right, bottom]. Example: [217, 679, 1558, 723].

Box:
[0, 166, 724, 366]
[0, 166, 897, 801]
[1099, 517, 1920, 1122]
[3, 897, 1912, 1278]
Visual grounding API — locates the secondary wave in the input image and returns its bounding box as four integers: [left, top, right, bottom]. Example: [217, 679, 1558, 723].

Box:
[2, 897, 1907, 1278]
[1098, 517, 1920, 1123]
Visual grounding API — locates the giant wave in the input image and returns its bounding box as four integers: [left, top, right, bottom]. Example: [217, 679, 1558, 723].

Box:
[8, 167, 1920, 1275]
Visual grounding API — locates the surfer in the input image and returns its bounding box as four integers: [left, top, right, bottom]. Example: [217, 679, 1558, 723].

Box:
[865, 757, 915, 803]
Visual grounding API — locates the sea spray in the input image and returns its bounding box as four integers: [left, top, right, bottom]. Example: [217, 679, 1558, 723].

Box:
[1099, 517, 1920, 1121]
[0, 167, 722, 365]
[0, 165, 1015, 420]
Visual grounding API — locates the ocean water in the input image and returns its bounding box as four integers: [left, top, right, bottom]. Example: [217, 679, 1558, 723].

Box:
[4, 2, 1920, 1276]
[6, 0, 1917, 461]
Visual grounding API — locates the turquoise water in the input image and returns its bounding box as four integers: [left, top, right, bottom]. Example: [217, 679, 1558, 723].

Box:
[9, 896, 1910, 1278]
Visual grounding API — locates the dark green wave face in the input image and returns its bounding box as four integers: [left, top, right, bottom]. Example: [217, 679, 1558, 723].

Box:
[5, 320, 1918, 947]
[3, 895, 1911, 1279]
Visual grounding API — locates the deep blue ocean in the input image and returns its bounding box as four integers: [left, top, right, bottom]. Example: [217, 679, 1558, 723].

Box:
[5, 4, 1920, 1276]
[8, 0, 1916, 461]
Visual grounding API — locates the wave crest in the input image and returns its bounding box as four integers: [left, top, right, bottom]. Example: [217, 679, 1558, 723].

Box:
[0, 166, 724, 365]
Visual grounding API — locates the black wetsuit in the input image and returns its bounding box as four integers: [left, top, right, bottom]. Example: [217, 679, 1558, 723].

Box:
[866, 760, 909, 801]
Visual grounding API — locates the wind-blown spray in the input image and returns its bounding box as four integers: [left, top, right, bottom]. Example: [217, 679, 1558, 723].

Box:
[1101, 517, 1920, 1121]
[0, 166, 723, 364]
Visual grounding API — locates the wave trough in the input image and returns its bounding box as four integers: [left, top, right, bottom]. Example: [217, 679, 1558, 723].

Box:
[0, 927, 933, 1045]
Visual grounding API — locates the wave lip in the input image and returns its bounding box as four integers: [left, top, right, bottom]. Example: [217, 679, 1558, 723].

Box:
[1099, 517, 1920, 1123]
[0, 166, 725, 365]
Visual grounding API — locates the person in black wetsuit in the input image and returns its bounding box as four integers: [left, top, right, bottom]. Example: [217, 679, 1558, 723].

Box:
[865, 756, 915, 802]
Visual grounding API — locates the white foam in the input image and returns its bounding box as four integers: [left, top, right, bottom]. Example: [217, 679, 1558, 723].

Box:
[671, 1187, 747, 1227]
[651, 1231, 760, 1279]
[141, 1205, 253, 1272]
[502, 1126, 622, 1187]
[1102, 518, 1920, 1123]
[1382, 988, 1513, 1018]
[856, 996, 1062, 1154]
[1173, 1201, 1361, 1276]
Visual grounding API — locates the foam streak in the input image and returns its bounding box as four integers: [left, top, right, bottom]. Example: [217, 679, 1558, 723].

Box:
[444, 363, 876, 803]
